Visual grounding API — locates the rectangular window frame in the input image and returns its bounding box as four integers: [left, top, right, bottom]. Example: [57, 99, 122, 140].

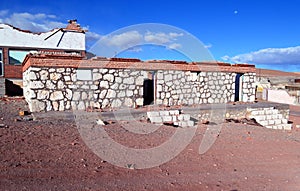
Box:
[8, 49, 32, 65]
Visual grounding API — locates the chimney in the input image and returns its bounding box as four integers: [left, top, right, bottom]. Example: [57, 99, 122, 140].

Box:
[66, 19, 86, 32]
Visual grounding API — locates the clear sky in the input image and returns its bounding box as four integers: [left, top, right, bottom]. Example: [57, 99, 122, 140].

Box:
[0, 0, 300, 71]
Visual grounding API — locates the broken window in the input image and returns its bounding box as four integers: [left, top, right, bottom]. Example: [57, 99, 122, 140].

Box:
[9, 50, 30, 65]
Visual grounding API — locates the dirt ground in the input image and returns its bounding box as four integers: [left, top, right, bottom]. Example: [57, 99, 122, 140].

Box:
[1, 98, 300, 191]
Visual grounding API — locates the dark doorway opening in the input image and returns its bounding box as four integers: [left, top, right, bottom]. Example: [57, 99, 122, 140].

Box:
[234, 73, 243, 102]
[5, 79, 23, 96]
[143, 79, 154, 105]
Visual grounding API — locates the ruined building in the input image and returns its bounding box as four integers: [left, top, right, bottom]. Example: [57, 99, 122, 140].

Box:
[0, 20, 86, 96]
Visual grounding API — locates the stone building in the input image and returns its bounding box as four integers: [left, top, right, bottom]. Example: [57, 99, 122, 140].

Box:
[22, 53, 256, 112]
[0, 20, 86, 96]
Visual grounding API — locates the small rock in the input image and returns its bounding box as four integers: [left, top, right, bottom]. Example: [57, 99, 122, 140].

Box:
[296, 125, 300, 128]
[15, 117, 23, 122]
[19, 110, 30, 116]
[23, 116, 33, 121]
[0, 124, 8, 128]
[96, 119, 106, 125]
[126, 164, 135, 170]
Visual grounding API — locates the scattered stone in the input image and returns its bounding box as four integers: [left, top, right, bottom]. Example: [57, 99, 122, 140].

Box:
[96, 119, 106, 125]
[0, 124, 8, 128]
[23, 116, 33, 121]
[126, 164, 135, 170]
[19, 110, 30, 116]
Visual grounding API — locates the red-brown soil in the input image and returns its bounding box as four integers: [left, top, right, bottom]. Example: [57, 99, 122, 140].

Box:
[1, 98, 300, 191]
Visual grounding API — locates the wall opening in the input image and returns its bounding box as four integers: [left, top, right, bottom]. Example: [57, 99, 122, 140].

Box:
[143, 79, 154, 105]
[234, 73, 243, 101]
[5, 79, 23, 96]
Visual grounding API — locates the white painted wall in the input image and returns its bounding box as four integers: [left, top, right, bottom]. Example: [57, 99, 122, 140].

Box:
[267, 89, 296, 105]
[0, 24, 85, 50]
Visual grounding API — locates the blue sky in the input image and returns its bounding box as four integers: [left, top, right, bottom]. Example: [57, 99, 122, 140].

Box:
[0, 0, 300, 71]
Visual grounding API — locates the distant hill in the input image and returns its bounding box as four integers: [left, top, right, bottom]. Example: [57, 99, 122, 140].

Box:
[256, 68, 300, 78]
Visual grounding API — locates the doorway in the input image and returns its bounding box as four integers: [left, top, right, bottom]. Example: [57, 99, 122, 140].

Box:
[143, 79, 154, 105]
[234, 73, 243, 102]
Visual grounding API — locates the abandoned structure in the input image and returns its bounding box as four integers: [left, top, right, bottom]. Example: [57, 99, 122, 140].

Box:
[22, 53, 256, 112]
[0, 20, 86, 96]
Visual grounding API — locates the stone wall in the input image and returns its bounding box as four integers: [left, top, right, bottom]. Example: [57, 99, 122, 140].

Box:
[156, 70, 256, 105]
[23, 65, 256, 112]
[23, 67, 148, 112]
[22, 55, 257, 112]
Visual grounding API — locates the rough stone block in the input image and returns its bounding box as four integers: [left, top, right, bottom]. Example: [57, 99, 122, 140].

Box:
[180, 121, 188, 128]
[136, 98, 143, 106]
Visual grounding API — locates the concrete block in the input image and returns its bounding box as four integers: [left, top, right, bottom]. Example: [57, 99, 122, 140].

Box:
[282, 124, 292, 131]
[169, 110, 179, 115]
[187, 120, 194, 127]
[268, 120, 275, 125]
[147, 111, 160, 118]
[162, 116, 172, 122]
[251, 110, 259, 116]
[277, 114, 283, 119]
[259, 120, 269, 126]
[178, 115, 184, 121]
[281, 119, 288, 124]
[182, 114, 190, 121]
[255, 116, 266, 121]
[180, 121, 188, 128]
[149, 117, 162, 123]
[274, 119, 282, 125]
[265, 110, 274, 115]
[159, 110, 170, 116]
[265, 125, 273, 129]
[172, 116, 177, 122]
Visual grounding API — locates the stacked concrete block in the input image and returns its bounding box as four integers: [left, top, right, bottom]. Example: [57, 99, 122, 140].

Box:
[147, 110, 195, 127]
[247, 107, 292, 130]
